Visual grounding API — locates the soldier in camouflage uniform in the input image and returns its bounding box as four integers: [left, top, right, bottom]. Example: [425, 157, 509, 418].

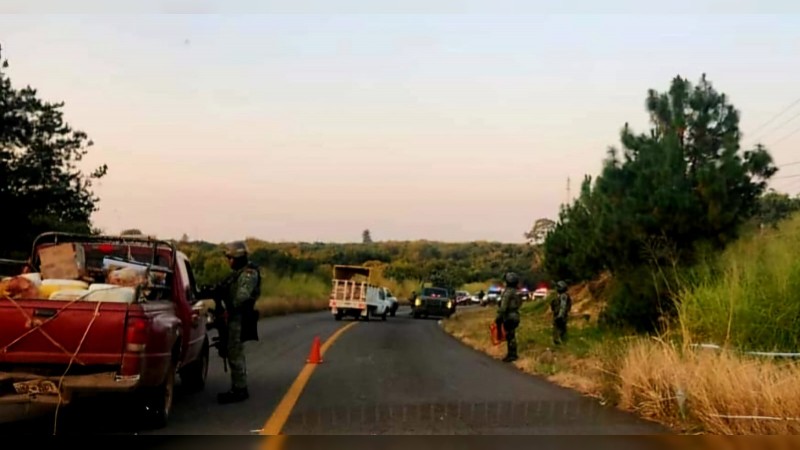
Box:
[550, 280, 572, 345]
[495, 272, 523, 362]
[217, 241, 261, 404]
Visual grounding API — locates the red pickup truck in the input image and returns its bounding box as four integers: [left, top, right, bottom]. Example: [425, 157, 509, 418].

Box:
[0, 232, 210, 429]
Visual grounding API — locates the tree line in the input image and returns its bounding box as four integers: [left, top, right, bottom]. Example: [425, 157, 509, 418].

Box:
[178, 239, 548, 293]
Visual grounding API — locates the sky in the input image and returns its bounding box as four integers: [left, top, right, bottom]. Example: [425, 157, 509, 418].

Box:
[1, 2, 799, 243]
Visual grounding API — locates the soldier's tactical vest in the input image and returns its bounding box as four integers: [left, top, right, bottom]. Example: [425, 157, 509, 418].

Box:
[223, 262, 261, 342]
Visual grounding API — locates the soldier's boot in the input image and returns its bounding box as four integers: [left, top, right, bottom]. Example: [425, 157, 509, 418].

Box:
[503, 336, 518, 362]
[217, 387, 249, 404]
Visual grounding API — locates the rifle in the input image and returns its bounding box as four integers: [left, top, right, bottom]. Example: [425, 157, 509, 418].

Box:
[197, 279, 233, 372]
[211, 308, 229, 373]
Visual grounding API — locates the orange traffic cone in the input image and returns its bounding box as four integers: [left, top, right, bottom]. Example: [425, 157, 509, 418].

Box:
[306, 335, 323, 364]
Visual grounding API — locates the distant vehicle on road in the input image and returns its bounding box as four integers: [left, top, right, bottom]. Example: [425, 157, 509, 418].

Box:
[412, 286, 455, 319]
[531, 282, 550, 301]
[329, 265, 389, 321]
[532, 287, 548, 300]
[381, 287, 399, 317]
[481, 286, 502, 306]
[454, 290, 470, 305]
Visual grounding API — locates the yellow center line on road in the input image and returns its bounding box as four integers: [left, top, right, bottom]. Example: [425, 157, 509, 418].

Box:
[259, 321, 359, 437]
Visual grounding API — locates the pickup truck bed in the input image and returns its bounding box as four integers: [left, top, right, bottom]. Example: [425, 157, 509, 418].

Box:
[0, 233, 210, 429]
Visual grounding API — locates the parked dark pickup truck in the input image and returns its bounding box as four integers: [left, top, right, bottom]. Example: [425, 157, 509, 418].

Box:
[411, 286, 456, 319]
[0, 232, 210, 428]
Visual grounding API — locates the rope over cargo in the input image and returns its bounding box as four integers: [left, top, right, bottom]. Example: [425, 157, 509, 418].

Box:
[53, 299, 102, 435]
[1, 292, 105, 435]
[1, 293, 88, 365]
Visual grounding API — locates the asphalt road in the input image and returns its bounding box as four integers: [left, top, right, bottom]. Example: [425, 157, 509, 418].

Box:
[0, 305, 667, 435]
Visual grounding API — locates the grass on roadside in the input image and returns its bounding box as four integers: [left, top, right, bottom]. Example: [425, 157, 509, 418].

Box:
[443, 300, 628, 402]
[255, 271, 330, 316]
[679, 213, 800, 352]
[444, 303, 800, 434]
[255, 296, 330, 317]
[198, 271, 331, 317]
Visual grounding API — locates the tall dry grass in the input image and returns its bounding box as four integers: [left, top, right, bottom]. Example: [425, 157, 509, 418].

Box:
[259, 271, 329, 301]
[617, 338, 800, 434]
[618, 213, 800, 434]
[253, 271, 331, 316]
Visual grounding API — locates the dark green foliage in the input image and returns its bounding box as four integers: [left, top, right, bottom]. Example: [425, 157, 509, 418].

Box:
[544, 74, 777, 330]
[756, 191, 800, 229]
[0, 44, 107, 258]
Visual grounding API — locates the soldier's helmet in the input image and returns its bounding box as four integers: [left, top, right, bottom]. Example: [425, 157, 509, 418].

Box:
[504, 272, 520, 286]
[223, 241, 249, 259]
[557, 280, 568, 292]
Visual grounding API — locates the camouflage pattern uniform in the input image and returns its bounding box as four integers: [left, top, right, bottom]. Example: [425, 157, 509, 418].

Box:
[550, 281, 572, 345]
[218, 241, 261, 404]
[225, 264, 260, 390]
[496, 272, 522, 362]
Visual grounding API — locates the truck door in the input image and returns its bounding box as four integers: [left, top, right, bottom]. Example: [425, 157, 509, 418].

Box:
[176, 254, 207, 364]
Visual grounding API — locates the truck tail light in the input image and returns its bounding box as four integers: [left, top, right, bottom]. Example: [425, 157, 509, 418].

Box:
[120, 316, 148, 377]
[125, 317, 148, 352]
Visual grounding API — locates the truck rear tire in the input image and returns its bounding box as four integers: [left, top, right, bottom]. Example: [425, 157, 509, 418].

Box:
[179, 339, 209, 393]
[139, 360, 176, 429]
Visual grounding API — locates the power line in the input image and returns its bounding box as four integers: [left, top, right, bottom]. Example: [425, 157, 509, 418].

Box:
[748, 97, 800, 139]
[770, 123, 800, 147]
[754, 109, 800, 143]
[775, 178, 800, 195]
[774, 173, 800, 180]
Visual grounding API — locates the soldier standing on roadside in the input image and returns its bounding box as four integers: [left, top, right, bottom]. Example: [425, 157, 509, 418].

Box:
[550, 280, 572, 345]
[407, 290, 417, 315]
[495, 272, 522, 362]
[216, 241, 261, 404]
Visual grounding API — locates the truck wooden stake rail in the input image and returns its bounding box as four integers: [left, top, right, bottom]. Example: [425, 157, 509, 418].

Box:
[328, 265, 389, 322]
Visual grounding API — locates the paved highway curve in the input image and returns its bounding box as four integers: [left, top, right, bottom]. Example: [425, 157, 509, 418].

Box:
[0, 306, 667, 435]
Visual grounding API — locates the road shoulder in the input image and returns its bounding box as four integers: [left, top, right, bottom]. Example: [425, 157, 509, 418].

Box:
[440, 305, 676, 433]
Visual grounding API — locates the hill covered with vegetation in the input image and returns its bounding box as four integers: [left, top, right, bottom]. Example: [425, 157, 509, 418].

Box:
[178, 239, 548, 301]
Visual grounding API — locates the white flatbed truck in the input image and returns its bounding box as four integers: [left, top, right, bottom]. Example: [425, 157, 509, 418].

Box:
[329, 265, 389, 321]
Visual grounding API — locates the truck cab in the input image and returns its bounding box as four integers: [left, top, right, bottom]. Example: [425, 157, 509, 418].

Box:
[379, 287, 399, 317]
[0, 232, 210, 428]
[411, 285, 456, 319]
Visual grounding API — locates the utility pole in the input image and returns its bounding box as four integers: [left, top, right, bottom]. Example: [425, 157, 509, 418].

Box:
[566, 177, 571, 205]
